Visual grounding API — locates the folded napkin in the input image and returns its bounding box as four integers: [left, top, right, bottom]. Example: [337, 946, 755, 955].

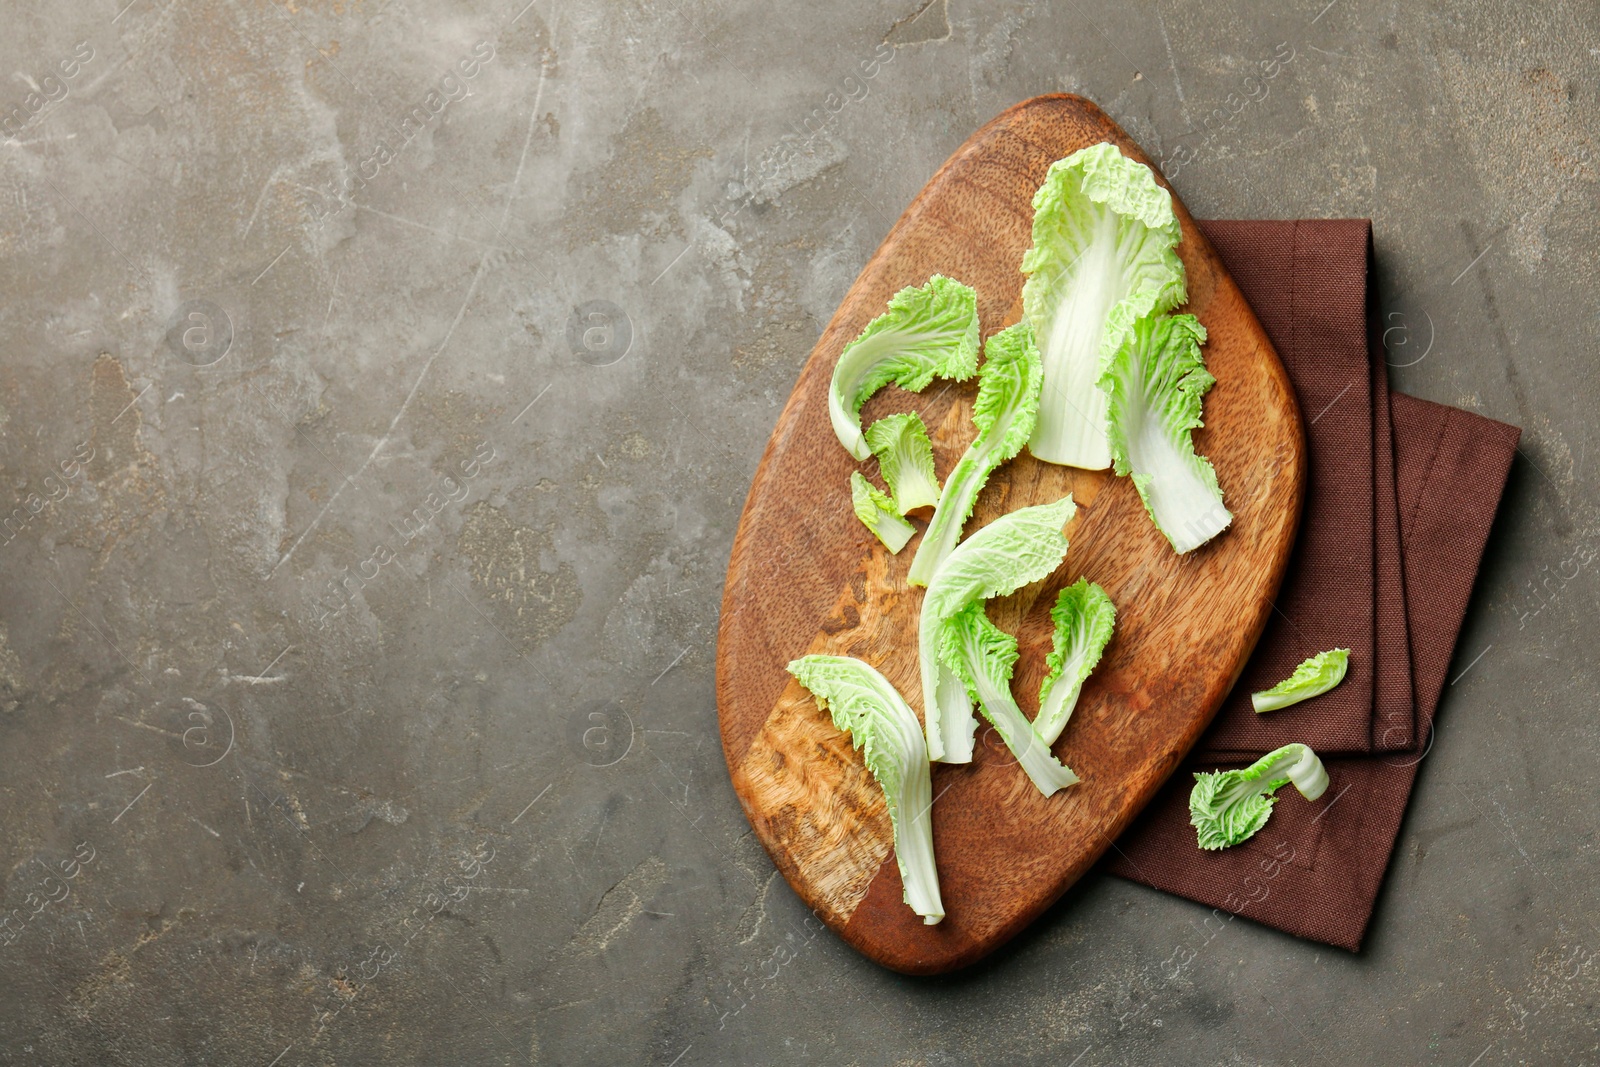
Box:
[1190, 220, 1414, 758]
[1105, 219, 1520, 951]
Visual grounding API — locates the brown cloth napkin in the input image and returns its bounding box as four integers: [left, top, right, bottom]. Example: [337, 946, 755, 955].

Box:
[1193, 220, 1414, 759]
[1104, 219, 1520, 951]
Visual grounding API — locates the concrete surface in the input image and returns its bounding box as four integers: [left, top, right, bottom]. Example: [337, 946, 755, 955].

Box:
[0, 0, 1595, 1063]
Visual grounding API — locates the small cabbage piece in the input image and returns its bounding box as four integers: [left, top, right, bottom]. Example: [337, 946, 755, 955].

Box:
[1252, 649, 1351, 714]
[1022, 143, 1186, 470]
[1034, 578, 1116, 744]
[851, 472, 915, 554]
[918, 495, 1075, 762]
[1103, 313, 1232, 553]
[865, 412, 940, 514]
[939, 604, 1078, 796]
[906, 321, 1044, 587]
[787, 654, 944, 924]
[829, 275, 981, 461]
[1189, 743, 1330, 850]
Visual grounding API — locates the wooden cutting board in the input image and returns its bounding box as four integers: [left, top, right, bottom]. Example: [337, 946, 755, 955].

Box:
[715, 95, 1305, 974]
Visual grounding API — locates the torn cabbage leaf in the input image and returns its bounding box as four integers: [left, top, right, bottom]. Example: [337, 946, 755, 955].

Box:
[918, 494, 1075, 763]
[907, 320, 1044, 587]
[1189, 743, 1330, 850]
[1252, 648, 1351, 713]
[787, 654, 944, 924]
[828, 274, 980, 461]
[850, 471, 915, 554]
[939, 604, 1079, 796]
[1022, 143, 1186, 470]
[865, 412, 940, 514]
[1103, 313, 1232, 553]
[1034, 578, 1116, 745]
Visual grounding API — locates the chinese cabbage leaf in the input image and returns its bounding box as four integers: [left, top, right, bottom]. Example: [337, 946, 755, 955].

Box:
[788, 654, 944, 924]
[917, 495, 1075, 762]
[1189, 743, 1330, 850]
[1102, 312, 1231, 553]
[865, 412, 940, 515]
[1035, 578, 1116, 744]
[850, 471, 915, 554]
[906, 320, 1043, 587]
[1022, 143, 1186, 470]
[938, 604, 1079, 796]
[828, 275, 980, 461]
[1252, 649, 1350, 713]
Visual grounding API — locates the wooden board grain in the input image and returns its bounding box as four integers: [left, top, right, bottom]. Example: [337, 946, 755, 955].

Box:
[715, 95, 1306, 974]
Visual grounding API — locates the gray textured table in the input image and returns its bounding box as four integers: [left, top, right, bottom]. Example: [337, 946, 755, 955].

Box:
[0, 1, 1594, 1063]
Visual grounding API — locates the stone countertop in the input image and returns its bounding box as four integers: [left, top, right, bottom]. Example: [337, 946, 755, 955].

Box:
[0, 0, 1594, 1063]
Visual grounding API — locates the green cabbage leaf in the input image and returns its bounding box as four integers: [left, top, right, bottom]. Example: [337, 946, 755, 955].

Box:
[938, 604, 1079, 796]
[1252, 649, 1351, 713]
[917, 495, 1075, 762]
[788, 654, 945, 924]
[865, 412, 940, 514]
[1189, 743, 1330, 850]
[1102, 313, 1231, 553]
[850, 471, 915, 554]
[1034, 578, 1116, 744]
[1022, 143, 1186, 470]
[828, 275, 980, 461]
[906, 321, 1043, 587]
